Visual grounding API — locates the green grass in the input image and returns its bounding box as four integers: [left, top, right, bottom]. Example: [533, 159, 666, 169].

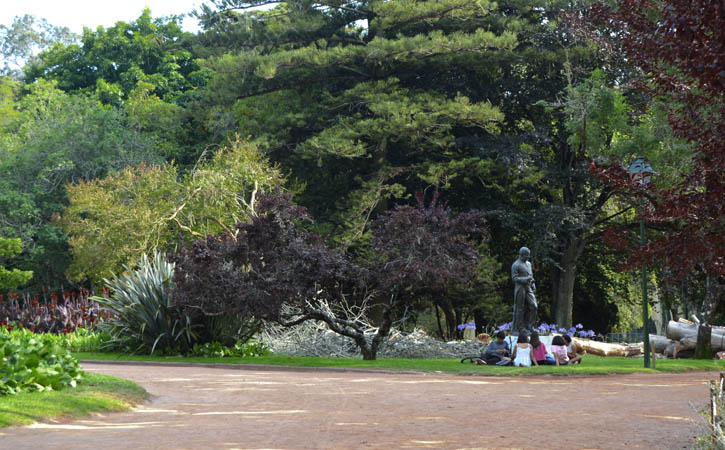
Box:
[74, 352, 725, 376]
[0, 372, 148, 427]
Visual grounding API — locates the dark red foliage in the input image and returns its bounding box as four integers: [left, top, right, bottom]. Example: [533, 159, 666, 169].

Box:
[169, 191, 364, 321]
[369, 191, 487, 300]
[592, 0, 725, 279]
[169, 191, 487, 358]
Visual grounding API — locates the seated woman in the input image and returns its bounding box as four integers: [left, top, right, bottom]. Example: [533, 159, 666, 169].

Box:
[530, 331, 554, 365]
[563, 334, 583, 364]
[551, 335, 571, 366]
[511, 332, 537, 367]
[476, 331, 511, 365]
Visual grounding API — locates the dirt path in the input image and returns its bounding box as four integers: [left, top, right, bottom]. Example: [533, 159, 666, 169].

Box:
[0, 362, 714, 449]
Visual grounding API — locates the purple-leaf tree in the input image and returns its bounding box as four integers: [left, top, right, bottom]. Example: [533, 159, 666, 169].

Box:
[169, 191, 487, 360]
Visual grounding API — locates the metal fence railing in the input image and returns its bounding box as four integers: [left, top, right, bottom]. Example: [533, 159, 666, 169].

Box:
[606, 331, 643, 343]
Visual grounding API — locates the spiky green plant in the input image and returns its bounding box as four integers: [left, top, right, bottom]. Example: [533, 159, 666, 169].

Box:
[92, 252, 195, 354]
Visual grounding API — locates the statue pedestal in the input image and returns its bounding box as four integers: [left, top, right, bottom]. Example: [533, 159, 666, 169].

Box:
[506, 335, 555, 348]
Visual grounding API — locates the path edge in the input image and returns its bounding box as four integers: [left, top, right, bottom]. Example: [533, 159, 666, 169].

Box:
[80, 359, 432, 376]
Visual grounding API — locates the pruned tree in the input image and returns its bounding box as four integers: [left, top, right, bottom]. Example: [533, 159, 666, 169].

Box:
[169, 191, 486, 359]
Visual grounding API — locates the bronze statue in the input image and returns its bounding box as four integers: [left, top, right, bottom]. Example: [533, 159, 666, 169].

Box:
[512, 246, 537, 332]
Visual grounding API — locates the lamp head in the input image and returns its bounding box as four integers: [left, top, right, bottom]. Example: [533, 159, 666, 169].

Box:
[627, 156, 655, 187]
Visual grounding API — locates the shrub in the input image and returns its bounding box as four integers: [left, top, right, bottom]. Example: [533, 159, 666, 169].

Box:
[0, 290, 109, 333]
[196, 314, 261, 349]
[93, 251, 260, 354]
[61, 327, 112, 352]
[0, 325, 82, 395]
[92, 252, 195, 354]
[0, 325, 111, 353]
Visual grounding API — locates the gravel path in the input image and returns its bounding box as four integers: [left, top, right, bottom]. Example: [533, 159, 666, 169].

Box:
[0, 362, 714, 449]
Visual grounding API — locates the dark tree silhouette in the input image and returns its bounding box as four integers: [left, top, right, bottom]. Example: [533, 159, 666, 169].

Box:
[169, 191, 487, 359]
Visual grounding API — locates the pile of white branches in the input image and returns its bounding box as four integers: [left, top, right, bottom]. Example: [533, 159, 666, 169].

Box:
[259, 319, 486, 359]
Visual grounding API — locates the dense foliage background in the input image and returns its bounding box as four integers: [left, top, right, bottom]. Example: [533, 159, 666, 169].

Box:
[0, 1, 722, 341]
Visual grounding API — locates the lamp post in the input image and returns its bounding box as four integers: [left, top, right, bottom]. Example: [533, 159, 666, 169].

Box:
[627, 156, 655, 368]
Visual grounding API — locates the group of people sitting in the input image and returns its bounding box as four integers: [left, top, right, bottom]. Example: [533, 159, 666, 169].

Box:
[476, 330, 583, 367]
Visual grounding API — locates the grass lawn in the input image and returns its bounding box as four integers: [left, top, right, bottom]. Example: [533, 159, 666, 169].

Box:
[75, 352, 725, 376]
[0, 372, 148, 427]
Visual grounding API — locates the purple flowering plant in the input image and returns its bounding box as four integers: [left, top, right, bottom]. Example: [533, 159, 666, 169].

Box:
[494, 321, 512, 333]
[456, 322, 476, 331]
[493, 321, 597, 338]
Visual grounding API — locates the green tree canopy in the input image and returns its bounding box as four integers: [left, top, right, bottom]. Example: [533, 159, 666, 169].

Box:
[195, 0, 515, 244]
[0, 79, 161, 290]
[0, 237, 33, 290]
[60, 138, 284, 285]
[0, 14, 77, 78]
[23, 9, 203, 104]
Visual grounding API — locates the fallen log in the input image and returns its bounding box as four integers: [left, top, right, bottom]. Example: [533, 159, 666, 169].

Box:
[666, 320, 725, 351]
[572, 338, 642, 357]
[650, 334, 677, 354]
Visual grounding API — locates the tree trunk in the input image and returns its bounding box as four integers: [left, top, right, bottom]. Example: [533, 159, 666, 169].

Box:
[434, 303, 445, 340]
[454, 308, 463, 340]
[551, 234, 585, 328]
[650, 281, 666, 335]
[695, 324, 713, 359]
[701, 271, 724, 324]
[473, 308, 486, 336]
[360, 340, 376, 360]
[435, 300, 458, 340]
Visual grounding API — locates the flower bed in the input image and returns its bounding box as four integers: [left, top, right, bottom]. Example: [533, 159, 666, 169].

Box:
[0, 290, 109, 333]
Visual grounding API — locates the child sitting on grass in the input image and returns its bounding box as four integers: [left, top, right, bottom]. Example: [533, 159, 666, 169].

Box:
[551, 335, 569, 366]
[511, 332, 537, 367]
[530, 331, 554, 365]
[563, 334, 583, 364]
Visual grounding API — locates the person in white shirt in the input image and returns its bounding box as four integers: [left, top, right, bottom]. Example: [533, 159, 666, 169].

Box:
[563, 334, 583, 364]
[511, 332, 537, 367]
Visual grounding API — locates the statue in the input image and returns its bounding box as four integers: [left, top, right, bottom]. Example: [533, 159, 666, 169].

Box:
[512, 246, 537, 332]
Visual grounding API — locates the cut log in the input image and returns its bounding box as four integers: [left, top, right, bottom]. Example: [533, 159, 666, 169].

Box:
[572, 338, 642, 357]
[668, 320, 697, 340]
[666, 320, 725, 351]
[650, 335, 677, 354]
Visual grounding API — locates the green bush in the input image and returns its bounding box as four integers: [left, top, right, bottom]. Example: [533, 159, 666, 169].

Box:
[62, 327, 112, 352]
[0, 325, 110, 353]
[198, 313, 261, 349]
[0, 327, 82, 395]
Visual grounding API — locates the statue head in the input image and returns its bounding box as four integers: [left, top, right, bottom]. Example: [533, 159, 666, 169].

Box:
[518, 247, 531, 260]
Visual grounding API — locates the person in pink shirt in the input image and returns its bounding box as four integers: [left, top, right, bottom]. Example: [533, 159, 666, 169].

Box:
[530, 331, 554, 365]
[550, 335, 570, 366]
